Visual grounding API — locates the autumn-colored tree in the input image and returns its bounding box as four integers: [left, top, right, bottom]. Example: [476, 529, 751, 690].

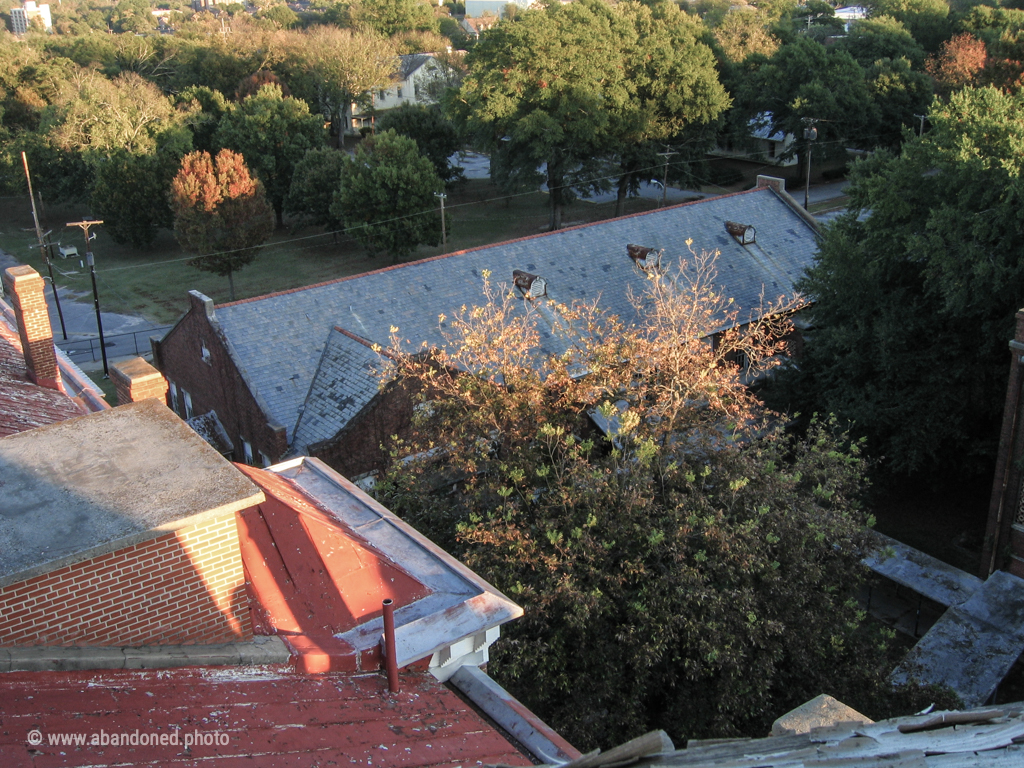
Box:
[235, 70, 291, 101]
[927, 33, 988, 95]
[374, 253, 953, 748]
[170, 149, 274, 301]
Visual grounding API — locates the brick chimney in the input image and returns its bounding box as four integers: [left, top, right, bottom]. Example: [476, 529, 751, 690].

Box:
[2, 265, 61, 391]
[110, 357, 169, 407]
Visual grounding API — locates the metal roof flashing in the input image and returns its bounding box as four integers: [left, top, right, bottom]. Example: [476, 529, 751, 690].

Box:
[263, 457, 523, 678]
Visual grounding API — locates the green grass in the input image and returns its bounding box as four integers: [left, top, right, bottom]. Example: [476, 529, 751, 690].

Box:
[1, 180, 665, 325]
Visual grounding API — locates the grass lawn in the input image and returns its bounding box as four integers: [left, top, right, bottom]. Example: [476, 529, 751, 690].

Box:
[0, 179, 672, 326]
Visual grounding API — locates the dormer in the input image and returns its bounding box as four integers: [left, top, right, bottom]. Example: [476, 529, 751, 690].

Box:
[513, 270, 547, 299]
[627, 244, 662, 273]
[725, 221, 756, 245]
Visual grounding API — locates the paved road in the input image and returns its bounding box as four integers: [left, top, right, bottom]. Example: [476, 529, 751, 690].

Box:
[0, 249, 166, 371]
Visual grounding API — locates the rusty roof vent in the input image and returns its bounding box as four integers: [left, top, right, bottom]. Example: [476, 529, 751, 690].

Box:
[513, 270, 547, 299]
[627, 244, 663, 272]
[725, 221, 756, 245]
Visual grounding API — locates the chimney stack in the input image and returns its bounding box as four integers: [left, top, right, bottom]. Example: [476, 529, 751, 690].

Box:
[2, 265, 61, 391]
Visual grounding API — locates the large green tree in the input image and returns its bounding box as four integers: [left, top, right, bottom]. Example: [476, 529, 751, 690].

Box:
[374, 257, 952, 749]
[377, 104, 462, 182]
[332, 129, 443, 260]
[285, 146, 347, 232]
[457, 0, 728, 228]
[215, 84, 325, 225]
[170, 149, 274, 301]
[773, 86, 1024, 477]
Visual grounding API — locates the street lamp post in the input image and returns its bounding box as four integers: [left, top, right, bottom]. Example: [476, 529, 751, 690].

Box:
[435, 192, 447, 251]
[657, 149, 678, 208]
[66, 219, 108, 377]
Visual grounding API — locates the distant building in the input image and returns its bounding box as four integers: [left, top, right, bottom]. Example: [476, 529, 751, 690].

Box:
[834, 6, 869, 32]
[350, 53, 450, 132]
[9, 1, 51, 35]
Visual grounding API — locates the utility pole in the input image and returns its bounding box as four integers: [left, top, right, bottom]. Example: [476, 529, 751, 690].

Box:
[657, 149, 677, 208]
[435, 192, 447, 251]
[66, 219, 108, 377]
[913, 114, 927, 137]
[802, 119, 819, 211]
[22, 152, 67, 340]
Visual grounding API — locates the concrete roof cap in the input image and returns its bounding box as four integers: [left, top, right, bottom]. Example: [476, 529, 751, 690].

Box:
[0, 400, 264, 586]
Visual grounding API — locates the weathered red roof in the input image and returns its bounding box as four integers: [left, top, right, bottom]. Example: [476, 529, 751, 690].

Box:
[0, 319, 86, 438]
[0, 665, 532, 767]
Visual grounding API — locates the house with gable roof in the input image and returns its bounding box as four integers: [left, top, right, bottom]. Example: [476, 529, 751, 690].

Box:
[153, 177, 819, 478]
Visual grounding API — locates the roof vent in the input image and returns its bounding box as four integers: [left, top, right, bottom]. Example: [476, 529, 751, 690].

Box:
[627, 244, 663, 272]
[725, 221, 756, 245]
[513, 270, 547, 299]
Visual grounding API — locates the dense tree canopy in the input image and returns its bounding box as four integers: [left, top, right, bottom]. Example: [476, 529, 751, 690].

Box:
[456, 0, 728, 228]
[377, 104, 462, 182]
[773, 86, 1024, 477]
[332, 129, 443, 259]
[375, 254, 951, 749]
[214, 83, 325, 223]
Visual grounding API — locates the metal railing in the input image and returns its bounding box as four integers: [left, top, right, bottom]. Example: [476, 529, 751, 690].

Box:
[56, 326, 171, 363]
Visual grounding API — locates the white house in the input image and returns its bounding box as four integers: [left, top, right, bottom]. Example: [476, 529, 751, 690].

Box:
[350, 53, 450, 132]
[834, 6, 869, 32]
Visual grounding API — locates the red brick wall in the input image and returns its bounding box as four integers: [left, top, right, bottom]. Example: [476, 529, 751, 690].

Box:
[2, 265, 59, 389]
[310, 379, 419, 479]
[0, 512, 252, 647]
[153, 292, 287, 463]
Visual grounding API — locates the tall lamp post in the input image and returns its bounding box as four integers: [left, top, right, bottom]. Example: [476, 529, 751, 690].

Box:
[435, 192, 447, 252]
[657, 149, 678, 208]
[802, 119, 818, 211]
[66, 219, 108, 377]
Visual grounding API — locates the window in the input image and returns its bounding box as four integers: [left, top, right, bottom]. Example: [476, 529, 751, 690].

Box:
[241, 438, 254, 465]
[397, 87, 403, 99]
[182, 390, 194, 419]
[168, 381, 178, 413]
[378, 90, 386, 101]
[200, 340, 211, 364]
[259, 451, 272, 468]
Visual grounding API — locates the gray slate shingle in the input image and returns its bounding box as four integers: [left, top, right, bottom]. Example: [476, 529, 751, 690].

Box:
[214, 187, 818, 447]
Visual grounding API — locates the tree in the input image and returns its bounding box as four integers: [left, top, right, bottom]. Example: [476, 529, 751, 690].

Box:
[377, 104, 462, 182]
[771, 87, 1024, 477]
[865, 57, 933, 149]
[332, 129, 443, 260]
[290, 26, 399, 147]
[90, 127, 193, 248]
[839, 16, 927, 70]
[456, 0, 728, 229]
[714, 10, 781, 65]
[373, 255, 951, 750]
[352, 0, 439, 37]
[214, 84, 326, 225]
[866, 0, 951, 53]
[736, 37, 875, 161]
[926, 33, 988, 96]
[170, 149, 275, 301]
[285, 147, 347, 231]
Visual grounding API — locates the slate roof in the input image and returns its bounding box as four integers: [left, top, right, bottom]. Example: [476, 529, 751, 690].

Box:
[209, 185, 818, 448]
[0, 309, 88, 438]
[399, 52, 433, 80]
[291, 327, 382, 455]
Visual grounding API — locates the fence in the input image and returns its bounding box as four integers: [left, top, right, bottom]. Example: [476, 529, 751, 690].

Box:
[56, 326, 172, 363]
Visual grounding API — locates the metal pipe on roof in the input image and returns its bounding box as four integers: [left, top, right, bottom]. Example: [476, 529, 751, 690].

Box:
[382, 598, 399, 693]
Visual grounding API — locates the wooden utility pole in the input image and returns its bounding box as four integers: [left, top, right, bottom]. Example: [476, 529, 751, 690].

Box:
[22, 152, 67, 340]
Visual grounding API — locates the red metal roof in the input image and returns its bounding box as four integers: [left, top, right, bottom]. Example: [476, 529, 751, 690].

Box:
[0, 665, 532, 767]
[0, 319, 87, 438]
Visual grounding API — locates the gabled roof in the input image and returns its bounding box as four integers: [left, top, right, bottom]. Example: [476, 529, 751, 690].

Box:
[398, 52, 434, 80]
[201, 185, 818, 447]
[291, 327, 382, 455]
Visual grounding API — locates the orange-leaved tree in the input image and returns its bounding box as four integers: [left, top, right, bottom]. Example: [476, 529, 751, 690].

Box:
[373, 251, 955, 749]
[169, 149, 274, 301]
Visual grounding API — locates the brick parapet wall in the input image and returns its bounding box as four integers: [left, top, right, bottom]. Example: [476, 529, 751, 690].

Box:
[0, 512, 252, 647]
